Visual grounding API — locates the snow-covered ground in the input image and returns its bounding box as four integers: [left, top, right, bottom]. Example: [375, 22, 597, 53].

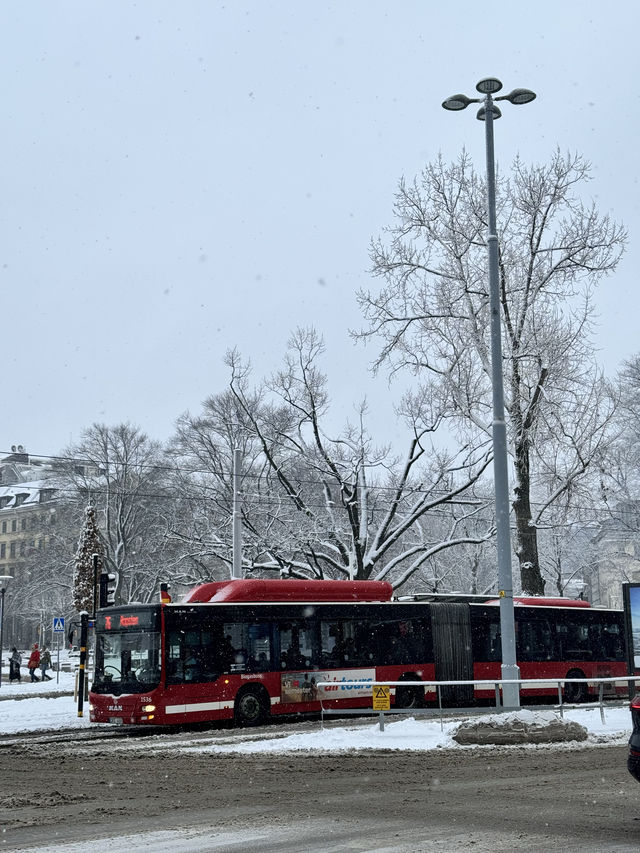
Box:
[0, 671, 93, 734]
[0, 670, 633, 751]
[0, 669, 77, 696]
[1, 687, 634, 853]
[181, 706, 633, 754]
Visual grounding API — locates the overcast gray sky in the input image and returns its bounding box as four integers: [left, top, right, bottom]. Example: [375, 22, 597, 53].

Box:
[2, 2, 638, 458]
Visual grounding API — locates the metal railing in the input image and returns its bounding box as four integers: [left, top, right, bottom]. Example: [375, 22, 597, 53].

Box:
[316, 675, 640, 732]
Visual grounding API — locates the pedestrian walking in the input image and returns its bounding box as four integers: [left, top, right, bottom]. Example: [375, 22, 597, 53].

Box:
[9, 647, 21, 683]
[39, 646, 52, 681]
[27, 644, 40, 682]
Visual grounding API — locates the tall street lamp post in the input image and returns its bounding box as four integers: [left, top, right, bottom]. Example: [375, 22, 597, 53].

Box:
[442, 78, 536, 709]
[0, 575, 13, 688]
[232, 447, 243, 579]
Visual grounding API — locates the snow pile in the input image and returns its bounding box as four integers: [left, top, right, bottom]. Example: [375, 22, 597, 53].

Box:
[183, 715, 459, 754]
[451, 709, 588, 745]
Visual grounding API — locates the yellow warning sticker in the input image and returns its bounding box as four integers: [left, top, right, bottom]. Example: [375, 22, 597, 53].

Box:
[372, 685, 391, 710]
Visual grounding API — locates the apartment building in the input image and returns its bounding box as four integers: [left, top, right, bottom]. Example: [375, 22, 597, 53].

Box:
[0, 482, 58, 582]
[0, 448, 59, 644]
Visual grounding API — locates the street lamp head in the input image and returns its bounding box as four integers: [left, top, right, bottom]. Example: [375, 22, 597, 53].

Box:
[442, 93, 473, 111]
[476, 77, 503, 94]
[503, 87, 536, 105]
[0, 575, 12, 586]
[477, 105, 502, 121]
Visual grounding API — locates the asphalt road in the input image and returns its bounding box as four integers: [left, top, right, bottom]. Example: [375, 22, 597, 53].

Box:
[2, 723, 640, 852]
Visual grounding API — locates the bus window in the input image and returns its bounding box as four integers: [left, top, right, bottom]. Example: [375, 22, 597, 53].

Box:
[369, 619, 429, 665]
[221, 624, 249, 672]
[320, 620, 368, 667]
[555, 615, 593, 661]
[397, 618, 430, 662]
[320, 621, 339, 664]
[471, 609, 501, 662]
[517, 618, 553, 661]
[602, 623, 624, 660]
[183, 630, 203, 681]
[166, 628, 222, 684]
[210, 622, 268, 673]
[279, 621, 317, 670]
[94, 626, 161, 695]
[245, 623, 272, 672]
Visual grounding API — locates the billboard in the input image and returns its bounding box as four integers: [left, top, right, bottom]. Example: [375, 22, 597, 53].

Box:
[623, 583, 640, 672]
[280, 668, 376, 703]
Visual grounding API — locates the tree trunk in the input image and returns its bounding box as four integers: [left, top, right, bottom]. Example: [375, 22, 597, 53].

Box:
[512, 434, 545, 595]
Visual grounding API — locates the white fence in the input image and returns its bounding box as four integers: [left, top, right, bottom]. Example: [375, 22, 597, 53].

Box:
[316, 675, 640, 731]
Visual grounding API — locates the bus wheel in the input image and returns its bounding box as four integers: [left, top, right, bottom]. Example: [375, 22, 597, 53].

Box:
[395, 678, 424, 709]
[234, 686, 269, 727]
[563, 670, 588, 704]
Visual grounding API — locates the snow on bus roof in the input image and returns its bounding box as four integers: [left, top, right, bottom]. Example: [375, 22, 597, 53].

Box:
[179, 583, 592, 607]
[181, 578, 394, 604]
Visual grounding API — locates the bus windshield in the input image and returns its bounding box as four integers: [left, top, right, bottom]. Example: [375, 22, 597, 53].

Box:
[93, 629, 161, 696]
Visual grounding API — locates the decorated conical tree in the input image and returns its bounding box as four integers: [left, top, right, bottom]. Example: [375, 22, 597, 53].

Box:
[73, 504, 104, 613]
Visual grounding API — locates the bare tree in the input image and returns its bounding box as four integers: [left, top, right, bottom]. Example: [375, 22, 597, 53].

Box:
[56, 423, 171, 604]
[169, 329, 496, 591]
[584, 354, 640, 602]
[219, 329, 496, 589]
[603, 355, 640, 508]
[404, 535, 497, 596]
[166, 390, 262, 585]
[357, 149, 626, 594]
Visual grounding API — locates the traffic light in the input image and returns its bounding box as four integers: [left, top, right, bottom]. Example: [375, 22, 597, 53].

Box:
[160, 583, 172, 605]
[99, 571, 117, 608]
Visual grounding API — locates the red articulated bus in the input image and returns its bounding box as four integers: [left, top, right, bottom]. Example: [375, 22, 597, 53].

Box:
[89, 579, 628, 727]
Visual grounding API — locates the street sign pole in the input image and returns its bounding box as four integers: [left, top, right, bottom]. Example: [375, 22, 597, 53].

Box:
[52, 616, 65, 685]
[77, 612, 88, 718]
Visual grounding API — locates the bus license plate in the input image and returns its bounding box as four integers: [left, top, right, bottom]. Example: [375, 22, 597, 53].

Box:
[109, 717, 123, 725]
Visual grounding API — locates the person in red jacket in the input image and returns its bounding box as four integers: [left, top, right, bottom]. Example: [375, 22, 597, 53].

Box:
[27, 643, 40, 682]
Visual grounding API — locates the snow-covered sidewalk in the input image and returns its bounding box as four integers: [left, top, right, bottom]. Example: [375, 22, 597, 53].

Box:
[0, 672, 91, 734]
[0, 669, 76, 697]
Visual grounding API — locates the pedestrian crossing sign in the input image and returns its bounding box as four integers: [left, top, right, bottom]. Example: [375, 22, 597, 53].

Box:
[52, 616, 65, 633]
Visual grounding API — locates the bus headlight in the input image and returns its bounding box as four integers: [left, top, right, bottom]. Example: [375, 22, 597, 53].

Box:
[142, 704, 156, 713]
